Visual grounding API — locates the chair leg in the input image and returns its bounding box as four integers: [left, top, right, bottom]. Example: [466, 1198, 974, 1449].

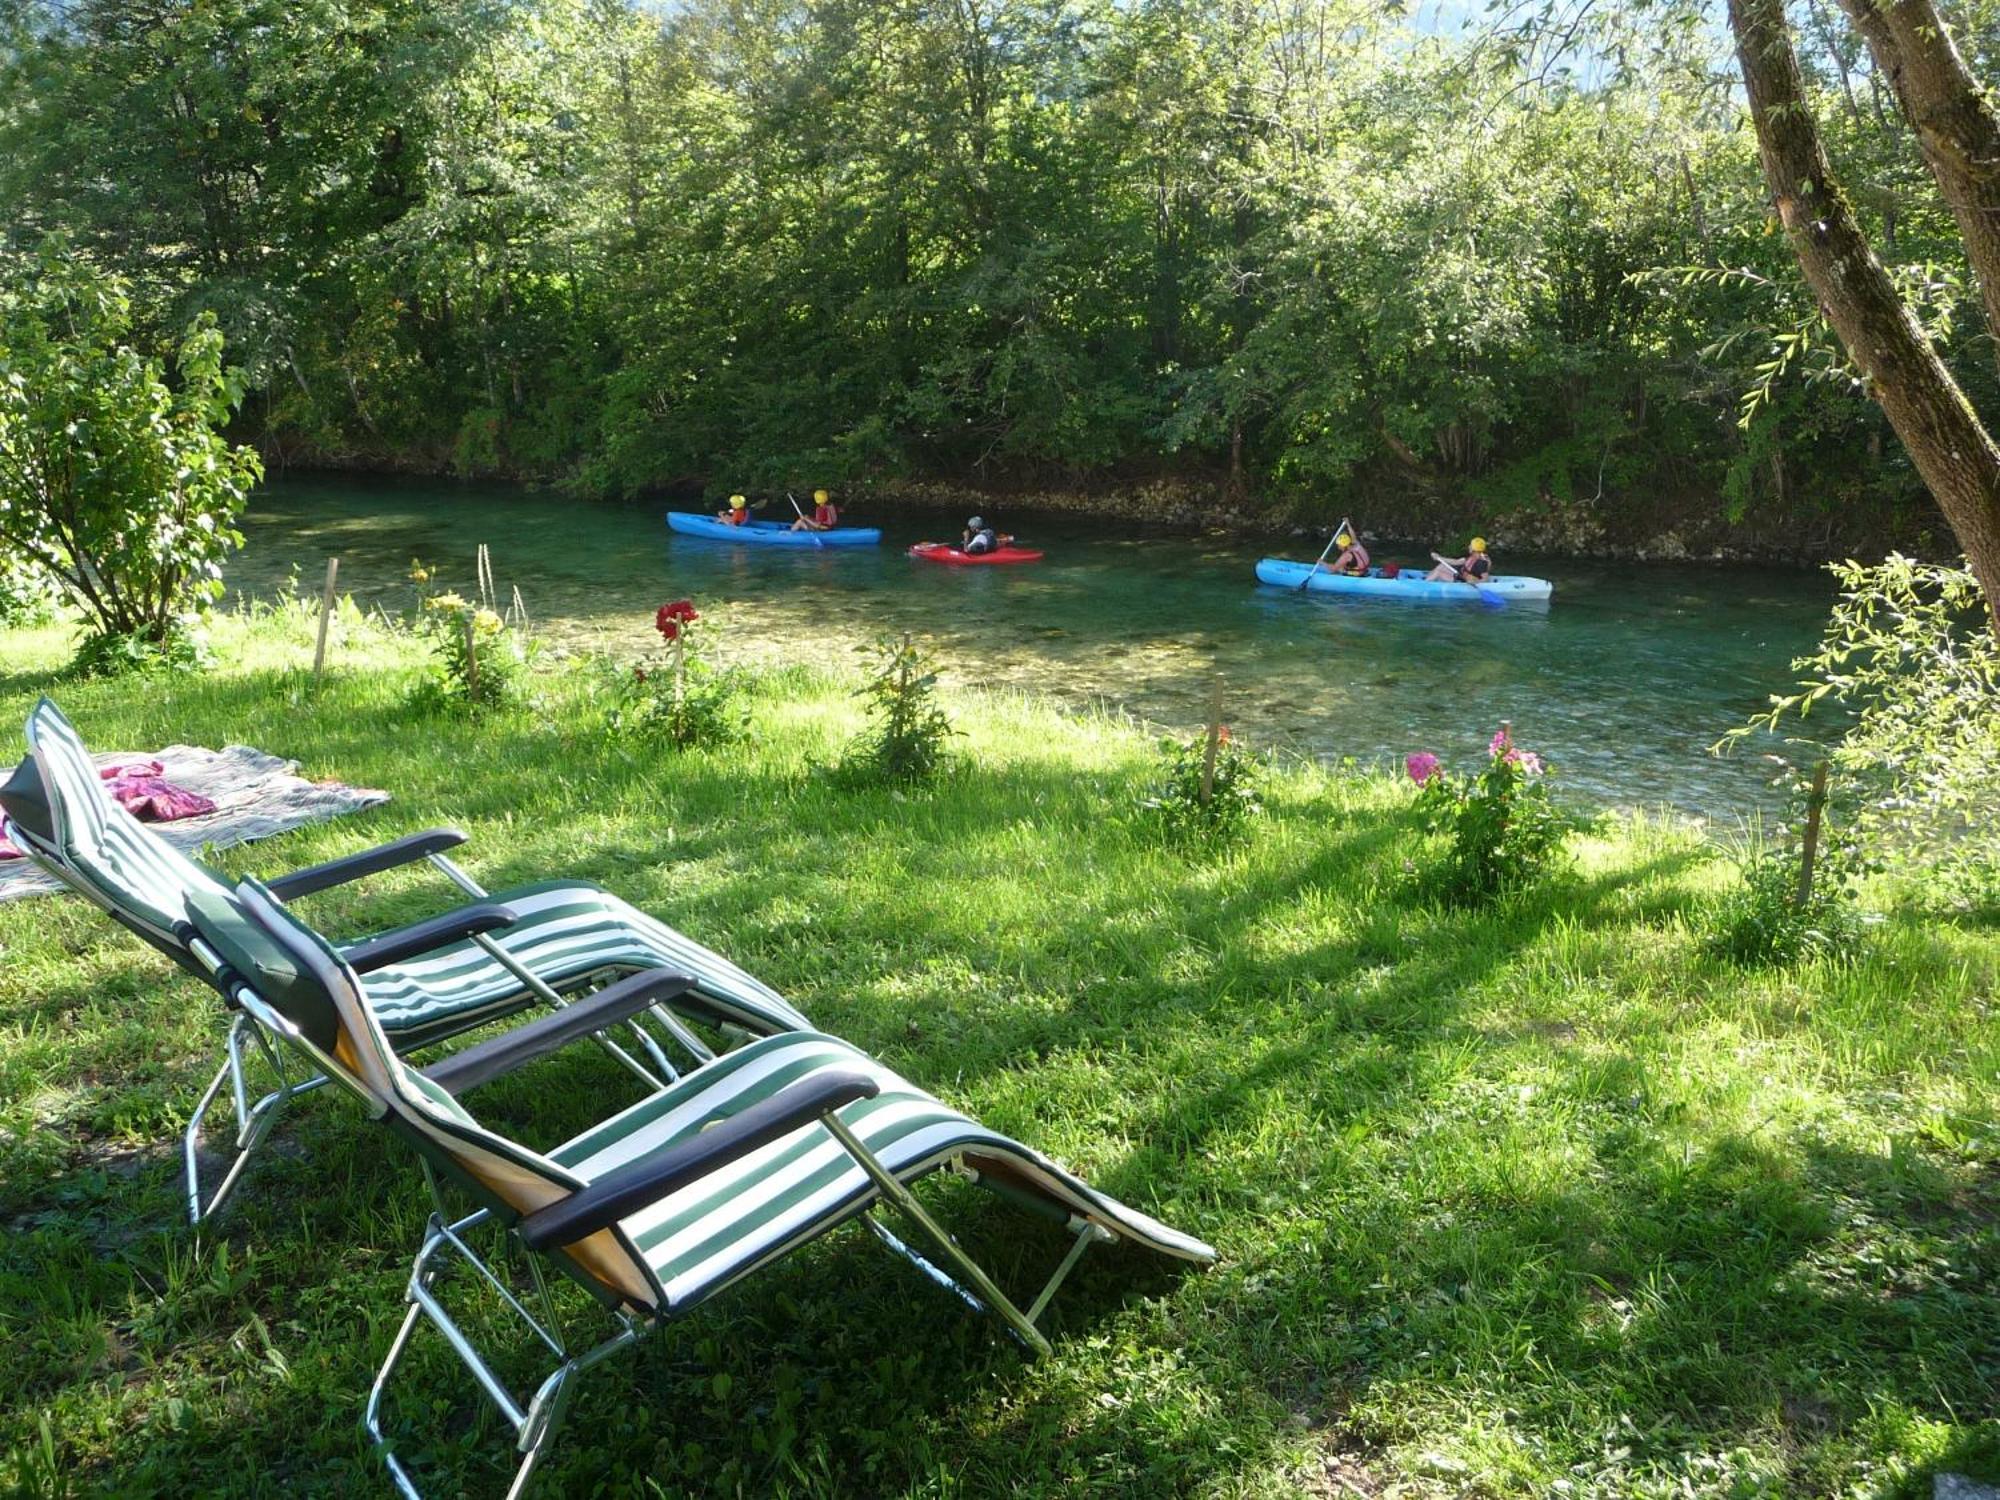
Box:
[821, 1113, 1071, 1357]
[183, 1014, 330, 1224]
[366, 1210, 643, 1500]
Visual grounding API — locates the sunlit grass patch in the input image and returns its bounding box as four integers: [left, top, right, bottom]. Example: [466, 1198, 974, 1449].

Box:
[0, 609, 1996, 1496]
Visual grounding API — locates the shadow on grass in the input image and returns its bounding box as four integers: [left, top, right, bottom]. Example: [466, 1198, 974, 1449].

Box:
[4, 671, 1998, 1494]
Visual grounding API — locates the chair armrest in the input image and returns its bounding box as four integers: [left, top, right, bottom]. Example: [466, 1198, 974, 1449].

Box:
[341, 902, 518, 974]
[518, 1070, 882, 1251]
[422, 970, 697, 1096]
[265, 827, 470, 902]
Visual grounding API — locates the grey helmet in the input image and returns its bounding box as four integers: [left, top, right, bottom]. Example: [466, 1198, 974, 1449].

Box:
[968, 516, 984, 530]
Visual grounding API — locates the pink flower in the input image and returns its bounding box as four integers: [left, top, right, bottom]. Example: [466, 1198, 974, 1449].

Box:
[1504, 748, 1544, 776]
[1488, 726, 1512, 757]
[1406, 751, 1440, 787]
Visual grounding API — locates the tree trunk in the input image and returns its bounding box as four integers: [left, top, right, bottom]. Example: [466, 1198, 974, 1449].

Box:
[1729, 0, 2000, 626]
[1833, 0, 2000, 378]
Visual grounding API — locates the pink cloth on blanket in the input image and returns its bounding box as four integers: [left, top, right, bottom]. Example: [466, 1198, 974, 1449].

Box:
[0, 759, 216, 860]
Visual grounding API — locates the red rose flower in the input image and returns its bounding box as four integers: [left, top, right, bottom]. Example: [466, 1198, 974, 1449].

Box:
[655, 600, 699, 640]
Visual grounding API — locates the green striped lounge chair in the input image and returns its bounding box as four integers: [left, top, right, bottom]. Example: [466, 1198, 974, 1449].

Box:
[186, 876, 1215, 1499]
[0, 697, 813, 1222]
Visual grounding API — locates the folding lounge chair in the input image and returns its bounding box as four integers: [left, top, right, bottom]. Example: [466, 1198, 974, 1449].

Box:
[184, 876, 1215, 1498]
[1, 697, 814, 1222]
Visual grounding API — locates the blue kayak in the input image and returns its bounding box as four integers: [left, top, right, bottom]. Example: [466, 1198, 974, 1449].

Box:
[667, 512, 882, 548]
[1256, 557, 1553, 602]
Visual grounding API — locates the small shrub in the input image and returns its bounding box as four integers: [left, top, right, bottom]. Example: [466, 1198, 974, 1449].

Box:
[843, 633, 955, 785]
[69, 626, 210, 679]
[1709, 771, 1863, 966]
[605, 600, 749, 748]
[1143, 727, 1261, 846]
[412, 589, 528, 711]
[1408, 726, 1567, 903]
[1722, 554, 2000, 907]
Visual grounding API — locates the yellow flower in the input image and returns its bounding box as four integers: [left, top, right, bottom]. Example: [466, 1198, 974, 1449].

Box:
[407, 558, 432, 583]
[424, 591, 469, 612]
[472, 608, 503, 635]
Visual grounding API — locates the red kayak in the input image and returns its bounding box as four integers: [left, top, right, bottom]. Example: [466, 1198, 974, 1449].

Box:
[909, 542, 1045, 566]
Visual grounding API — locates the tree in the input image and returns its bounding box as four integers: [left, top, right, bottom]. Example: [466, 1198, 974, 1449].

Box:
[1728, 0, 2000, 625]
[0, 243, 263, 667]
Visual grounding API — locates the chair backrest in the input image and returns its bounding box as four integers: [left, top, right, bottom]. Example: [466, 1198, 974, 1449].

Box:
[23, 697, 231, 949]
[224, 876, 664, 1312]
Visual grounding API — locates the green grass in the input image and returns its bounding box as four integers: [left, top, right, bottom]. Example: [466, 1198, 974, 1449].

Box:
[1, 606, 1997, 1498]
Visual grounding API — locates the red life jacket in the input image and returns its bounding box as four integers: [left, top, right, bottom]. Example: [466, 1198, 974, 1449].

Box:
[815, 503, 838, 527]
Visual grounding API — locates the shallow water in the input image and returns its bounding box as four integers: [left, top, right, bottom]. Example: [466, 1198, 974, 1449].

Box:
[238, 476, 1835, 816]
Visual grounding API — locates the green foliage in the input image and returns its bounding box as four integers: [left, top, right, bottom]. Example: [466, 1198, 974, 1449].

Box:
[843, 633, 955, 786]
[604, 601, 748, 749]
[0, 0, 1965, 537]
[0, 556, 55, 627]
[1142, 729, 1261, 847]
[411, 590, 527, 712]
[0, 240, 261, 671]
[1724, 555, 2000, 907]
[1409, 729, 1568, 904]
[1710, 819, 1862, 968]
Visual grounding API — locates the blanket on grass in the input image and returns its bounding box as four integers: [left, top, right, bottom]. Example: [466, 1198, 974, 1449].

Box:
[0, 744, 390, 903]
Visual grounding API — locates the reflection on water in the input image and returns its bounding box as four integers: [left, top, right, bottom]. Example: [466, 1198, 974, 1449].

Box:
[238, 475, 1834, 815]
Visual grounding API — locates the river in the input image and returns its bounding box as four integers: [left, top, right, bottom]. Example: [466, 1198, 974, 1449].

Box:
[237, 476, 1836, 816]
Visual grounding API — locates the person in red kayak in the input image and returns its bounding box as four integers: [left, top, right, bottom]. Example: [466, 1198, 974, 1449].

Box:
[1426, 536, 1492, 584]
[716, 493, 750, 525]
[962, 516, 999, 555]
[790, 488, 839, 531]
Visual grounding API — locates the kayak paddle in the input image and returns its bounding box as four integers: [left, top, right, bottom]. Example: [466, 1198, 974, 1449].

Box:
[1430, 552, 1505, 608]
[786, 492, 825, 548]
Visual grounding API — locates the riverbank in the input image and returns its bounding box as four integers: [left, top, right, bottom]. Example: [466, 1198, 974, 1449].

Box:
[1, 611, 1995, 1496]
[259, 452, 1949, 569]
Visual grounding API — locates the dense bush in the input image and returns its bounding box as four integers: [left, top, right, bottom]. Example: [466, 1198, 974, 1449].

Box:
[0, 241, 260, 673]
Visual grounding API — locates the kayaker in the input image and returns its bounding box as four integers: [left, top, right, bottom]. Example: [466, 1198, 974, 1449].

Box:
[1426, 536, 1492, 584]
[963, 516, 999, 555]
[716, 494, 751, 526]
[1330, 530, 1370, 576]
[790, 488, 840, 532]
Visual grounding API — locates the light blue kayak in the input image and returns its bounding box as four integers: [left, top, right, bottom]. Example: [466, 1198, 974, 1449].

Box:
[667, 512, 882, 548]
[1256, 557, 1553, 603]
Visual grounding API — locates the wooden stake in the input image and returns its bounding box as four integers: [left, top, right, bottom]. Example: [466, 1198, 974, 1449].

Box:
[311, 557, 339, 686]
[464, 614, 480, 701]
[1796, 760, 1829, 906]
[1200, 678, 1222, 805]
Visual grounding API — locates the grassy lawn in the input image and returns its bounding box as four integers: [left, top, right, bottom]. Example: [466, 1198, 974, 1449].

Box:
[1, 606, 1997, 1498]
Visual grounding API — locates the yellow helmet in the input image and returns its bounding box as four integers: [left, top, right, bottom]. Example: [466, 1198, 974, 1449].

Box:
[729, 494, 747, 509]
[1337, 532, 1353, 547]
[813, 488, 830, 504]
[1469, 536, 1488, 552]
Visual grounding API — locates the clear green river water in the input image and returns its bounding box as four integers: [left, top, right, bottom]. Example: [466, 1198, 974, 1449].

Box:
[238, 476, 1836, 816]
